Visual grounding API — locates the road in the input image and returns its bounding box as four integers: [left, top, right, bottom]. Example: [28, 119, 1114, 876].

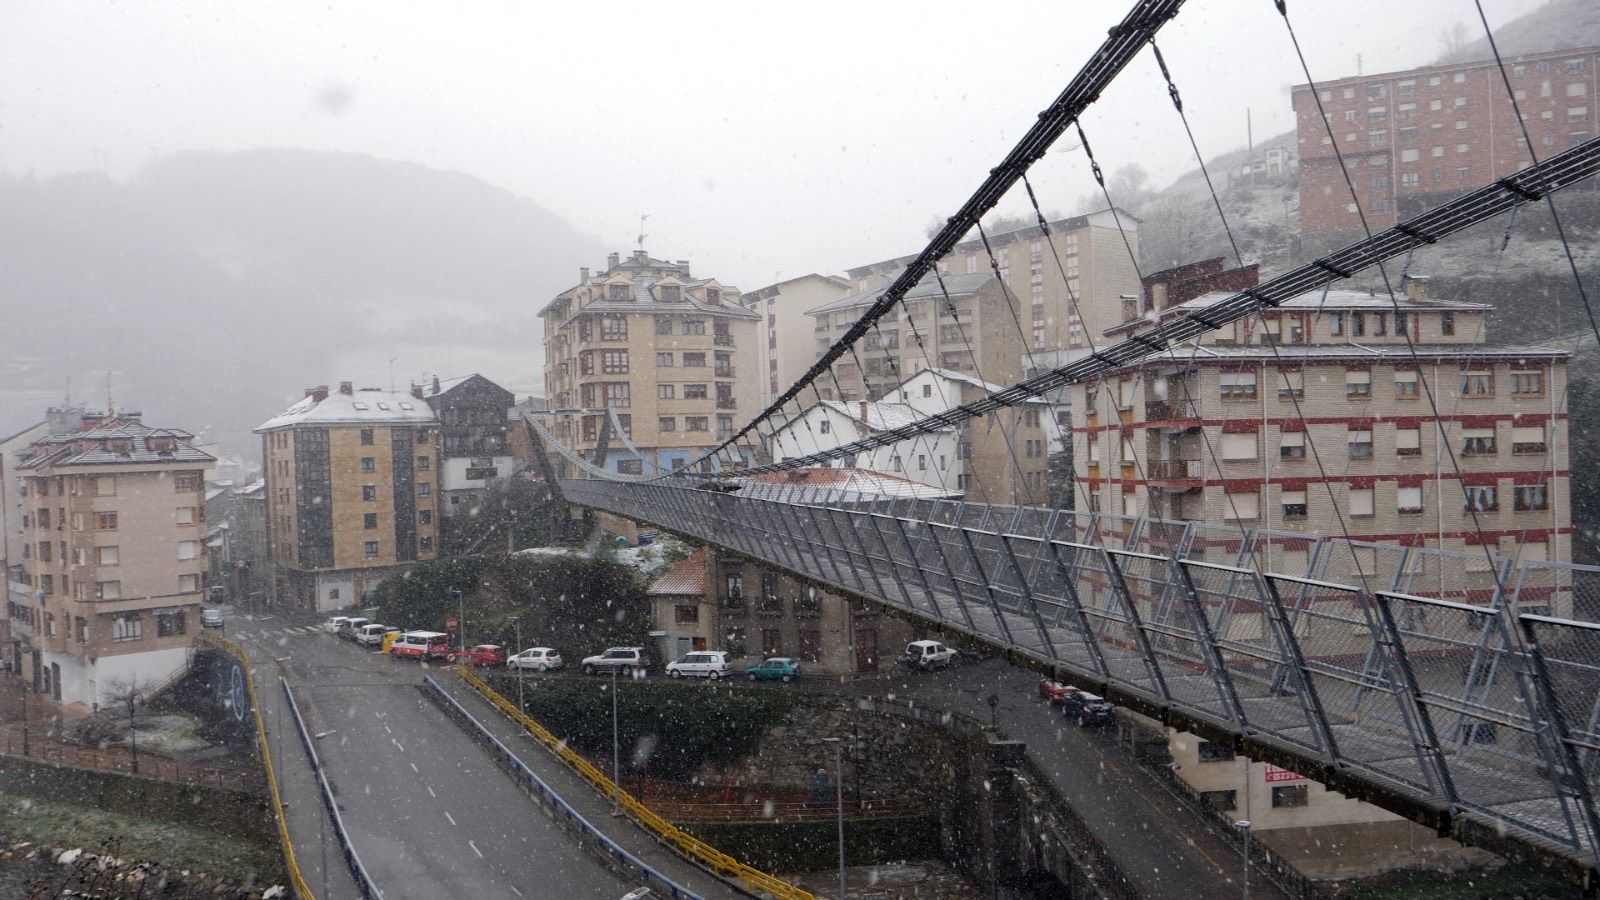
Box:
[827, 658, 1289, 900]
[232, 612, 632, 900]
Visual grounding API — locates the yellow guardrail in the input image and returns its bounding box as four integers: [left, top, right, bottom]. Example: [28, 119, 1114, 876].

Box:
[204, 634, 316, 900]
[458, 666, 814, 900]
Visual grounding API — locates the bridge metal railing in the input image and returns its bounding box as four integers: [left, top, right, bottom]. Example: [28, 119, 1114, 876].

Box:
[200, 634, 315, 900]
[281, 678, 382, 898]
[561, 478, 1600, 884]
[448, 667, 815, 900]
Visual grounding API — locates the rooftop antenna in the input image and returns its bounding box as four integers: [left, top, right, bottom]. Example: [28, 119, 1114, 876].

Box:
[63, 375, 72, 407]
[636, 214, 649, 250]
[105, 371, 113, 412]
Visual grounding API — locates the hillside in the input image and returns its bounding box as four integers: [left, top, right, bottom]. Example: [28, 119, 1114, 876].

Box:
[1442, 0, 1600, 64]
[0, 150, 605, 456]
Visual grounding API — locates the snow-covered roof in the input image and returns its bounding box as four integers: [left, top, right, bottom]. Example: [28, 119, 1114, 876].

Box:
[1132, 343, 1567, 364]
[256, 389, 438, 431]
[819, 400, 923, 432]
[1181, 288, 1491, 313]
[891, 368, 1055, 405]
[805, 272, 993, 316]
[19, 417, 214, 470]
[648, 548, 707, 597]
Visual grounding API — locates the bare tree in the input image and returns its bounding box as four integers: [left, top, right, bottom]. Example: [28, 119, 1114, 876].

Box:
[1440, 20, 1472, 60]
[103, 676, 153, 774]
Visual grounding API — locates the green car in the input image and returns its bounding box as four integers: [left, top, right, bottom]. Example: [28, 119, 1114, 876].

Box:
[746, 657, 800, 683]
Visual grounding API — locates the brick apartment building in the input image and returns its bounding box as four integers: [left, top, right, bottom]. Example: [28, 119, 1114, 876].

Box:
[1073, 271, 1570, 570]
[539, 250, 762, 475]
[806, 212, 1142, 403]
[15, 412, 214, 707]
[1294, 44, 1600, 234]
[257, 383, 440, 612]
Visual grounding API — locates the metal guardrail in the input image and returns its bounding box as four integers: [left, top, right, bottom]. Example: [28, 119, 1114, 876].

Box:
[450, 667, 815, 900]
[422, 675, 702, 899]
[280, 678, 382, 898]
[199, 634, 314, 900]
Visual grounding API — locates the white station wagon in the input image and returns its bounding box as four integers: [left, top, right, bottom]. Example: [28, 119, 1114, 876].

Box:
[666, 650, 732, 680]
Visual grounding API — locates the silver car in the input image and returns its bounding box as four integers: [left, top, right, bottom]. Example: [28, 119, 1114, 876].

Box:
[508, 647, 563, 672]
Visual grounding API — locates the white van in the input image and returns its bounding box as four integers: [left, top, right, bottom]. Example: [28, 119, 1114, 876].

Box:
[340, 617, 371, 640]
[392, 630, 452, 661]
[666, 651, 732, 680]
[355, 623, 391, 648]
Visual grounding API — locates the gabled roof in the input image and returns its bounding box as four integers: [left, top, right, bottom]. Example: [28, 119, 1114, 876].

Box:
[890, 368, 1055, 405]
[557, 275, 758, 321]
[19, 417, 214, 470]
[256, 389, 438, 431]
[648, 548, 708, 597]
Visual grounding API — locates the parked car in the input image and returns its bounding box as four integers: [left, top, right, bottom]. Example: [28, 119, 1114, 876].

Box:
[323, 615, 352, 634]
[1038, 679, 1079, 704]
[1063, 691, 1114, 727]
[200, 607, 224, 629]
[580, 647, 649, 676]
[455, 644, 508, 667]
[507, 647, 563, 672]
[745, 658, 800, 683]
[901, 640, 956, 671]
[391, 631, 453, 661]
[666, 651, 731, 680]
[340, 617, 371, 640]
[355, 623, 392, 648]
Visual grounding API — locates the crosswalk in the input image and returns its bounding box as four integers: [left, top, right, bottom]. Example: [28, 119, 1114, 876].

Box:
[233, 624, 325, 639]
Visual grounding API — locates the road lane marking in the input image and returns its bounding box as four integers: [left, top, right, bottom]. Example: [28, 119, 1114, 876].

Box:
[445, 811, 458, 827]
[410, 762, 420, 774]
[384, 724, 392, 734]
[427, 785, 436, 798]
[468, 840, 483, 858]
[392, 739, 405, 753]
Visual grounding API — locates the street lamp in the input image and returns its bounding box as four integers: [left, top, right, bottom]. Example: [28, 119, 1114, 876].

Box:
[513, 618, 525, 713]
[450, 587, 465, 653]
[1236, 819, 1252, 900]
[610, 667, 622, 816]
[825, 736, 851, 896]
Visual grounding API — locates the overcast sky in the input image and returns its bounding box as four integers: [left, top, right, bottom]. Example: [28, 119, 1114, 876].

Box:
[1, 0, 1546, 290]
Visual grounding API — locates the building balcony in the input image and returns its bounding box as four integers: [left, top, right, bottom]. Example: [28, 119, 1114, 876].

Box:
[714, 367, 735, 378]
[755, 595, 784, 618]
[720, 593, 747, 613]
[716, 400, 737, 410]
[714, 335, 735, 347]
[1145, 400, 1201, 422]
[1147, 458, 1204, 479]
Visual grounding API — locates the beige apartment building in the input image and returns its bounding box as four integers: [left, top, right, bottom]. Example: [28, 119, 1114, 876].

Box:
[540, 250, 762, 475]
[1073, 278, 1571, 584]
[819, 211, 1145, 397]
[743, 273, 852, 403]
[257, 383, 439, 612]
[15, 412, 214, 707]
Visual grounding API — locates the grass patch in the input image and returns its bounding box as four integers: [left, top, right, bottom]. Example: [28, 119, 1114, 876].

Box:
[1342, 862, 1583, 899]
[0, 791, 282, 883]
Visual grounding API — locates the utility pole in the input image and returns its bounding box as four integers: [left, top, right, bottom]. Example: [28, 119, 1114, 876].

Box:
[451, 587, 465, 654]
[514, 618, 524, 712]
[611, 667, 621, 815]
[823, 736, 845, 900]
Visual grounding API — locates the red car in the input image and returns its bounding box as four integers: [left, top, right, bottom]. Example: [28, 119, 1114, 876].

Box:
[1039, 679, 1081, 704]
[454, 644, 508, 667]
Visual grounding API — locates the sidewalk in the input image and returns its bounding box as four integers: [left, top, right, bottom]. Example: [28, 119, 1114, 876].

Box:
[433, 672, 749, 900]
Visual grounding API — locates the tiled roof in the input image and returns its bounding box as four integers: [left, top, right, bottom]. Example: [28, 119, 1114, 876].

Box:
[256, 389, 438, 431]
[648, 548, 708, 597]
[565, 275, 758, 320]
[19, 418, 214, 470]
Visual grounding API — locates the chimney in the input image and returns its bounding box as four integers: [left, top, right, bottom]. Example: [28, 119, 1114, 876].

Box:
[607, 252, 620, 269]
[859, 401, 868, 422]
[580, 266, 590, 283]
[676, 260, 690, 277]
[307, 385, 329, 402]
[338, 381, 354, 395]
[411, 384, 424, 400]
[634, 249, 648, 264]
[433, 375, 441, 395]
[1403, 274, 1430, 304]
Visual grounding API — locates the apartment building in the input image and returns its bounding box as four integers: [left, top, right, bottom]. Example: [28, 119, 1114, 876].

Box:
[1294, 44, 1600, 234]
[1073, 277, 1570, 574]
[419, 373, 515, 520]
[257, 383, 440, 612]
[822, 212, 1141, 381]
[15, 412, 214, 707]
[539, 250, 761, 475]
[769, 368, 1063, 506]
[2, 409, 89, 580]
[743, 273, 852, 403]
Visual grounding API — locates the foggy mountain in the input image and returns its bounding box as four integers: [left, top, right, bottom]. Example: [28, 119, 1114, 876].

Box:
[1442, 0, 1600, 64]
[0, 149, 604, 462]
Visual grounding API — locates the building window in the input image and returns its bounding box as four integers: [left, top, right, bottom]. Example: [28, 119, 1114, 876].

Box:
[362, 457, 376, 473]
[364, 512, 379, 529]
[419, 509, 432, 525]
[1515, 484, 1549, 512]
[363, 484, 377, 501]
[1223, 492, 1259, 521]
[364, 540, 380, 557]
[1281, 490, 1308, 519]
[675, 604, 699, 625]
[656, 318, 673, 335]
[684, 384, 708, 400]
[1197, 740, 1236, 762]
[682, 352, 706, 368]
[157, 611, 187, 637]
[1398, 486, 1423, 515]
[1221, 432, 1257, 461]
[1460, 372, 1494, 397]
[176, 506, 196, 525]
[658, 284, 682, 302]
[1511, 370, 1544, 396]
[1349, 487, 1375, 517]
[179, 573, 200, 593]
[1513, 424, 1547, 454]
[617, 459, 644, 476]
[607, 283, 632, 301]
[419, 536, 433, 552]
[602, 350, 629, 373]
[682, 318, 706, 335]
[1280, 431, 1306, 460]
[113, 614, 143, 642]
[418, 483, 431, 496]
[416, 455, 430, 471]
[600, 317, 628, 341]
[1441, 312, 1455, 335]
[1219, 371, 1257, 400]
[1201, 790, 1238, 812]
[1346, 371, 1372, 398]
[819, 419, 831, 435]
[658, 384, 675, 400]
[1461, 427, 1497, 455]
[360, 428, 374, 445]
[1330, 312, 1344, 336]
[656, 352, 673, 367]
[1395, 370, 1419, 398]
[1348, 428, 1373, 458]
[174, 472, 202, 492]
[1272, 785, 1310, 808]
[603, 382, 631, 408]
[1278, 370, 1304, 399]
[1396, 427, 1421, 456]
[659, 417, 676, 432]
[97, 545, 119, 566]
[1464, 484, 1498, 512]
[685, 417, 709, 432]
